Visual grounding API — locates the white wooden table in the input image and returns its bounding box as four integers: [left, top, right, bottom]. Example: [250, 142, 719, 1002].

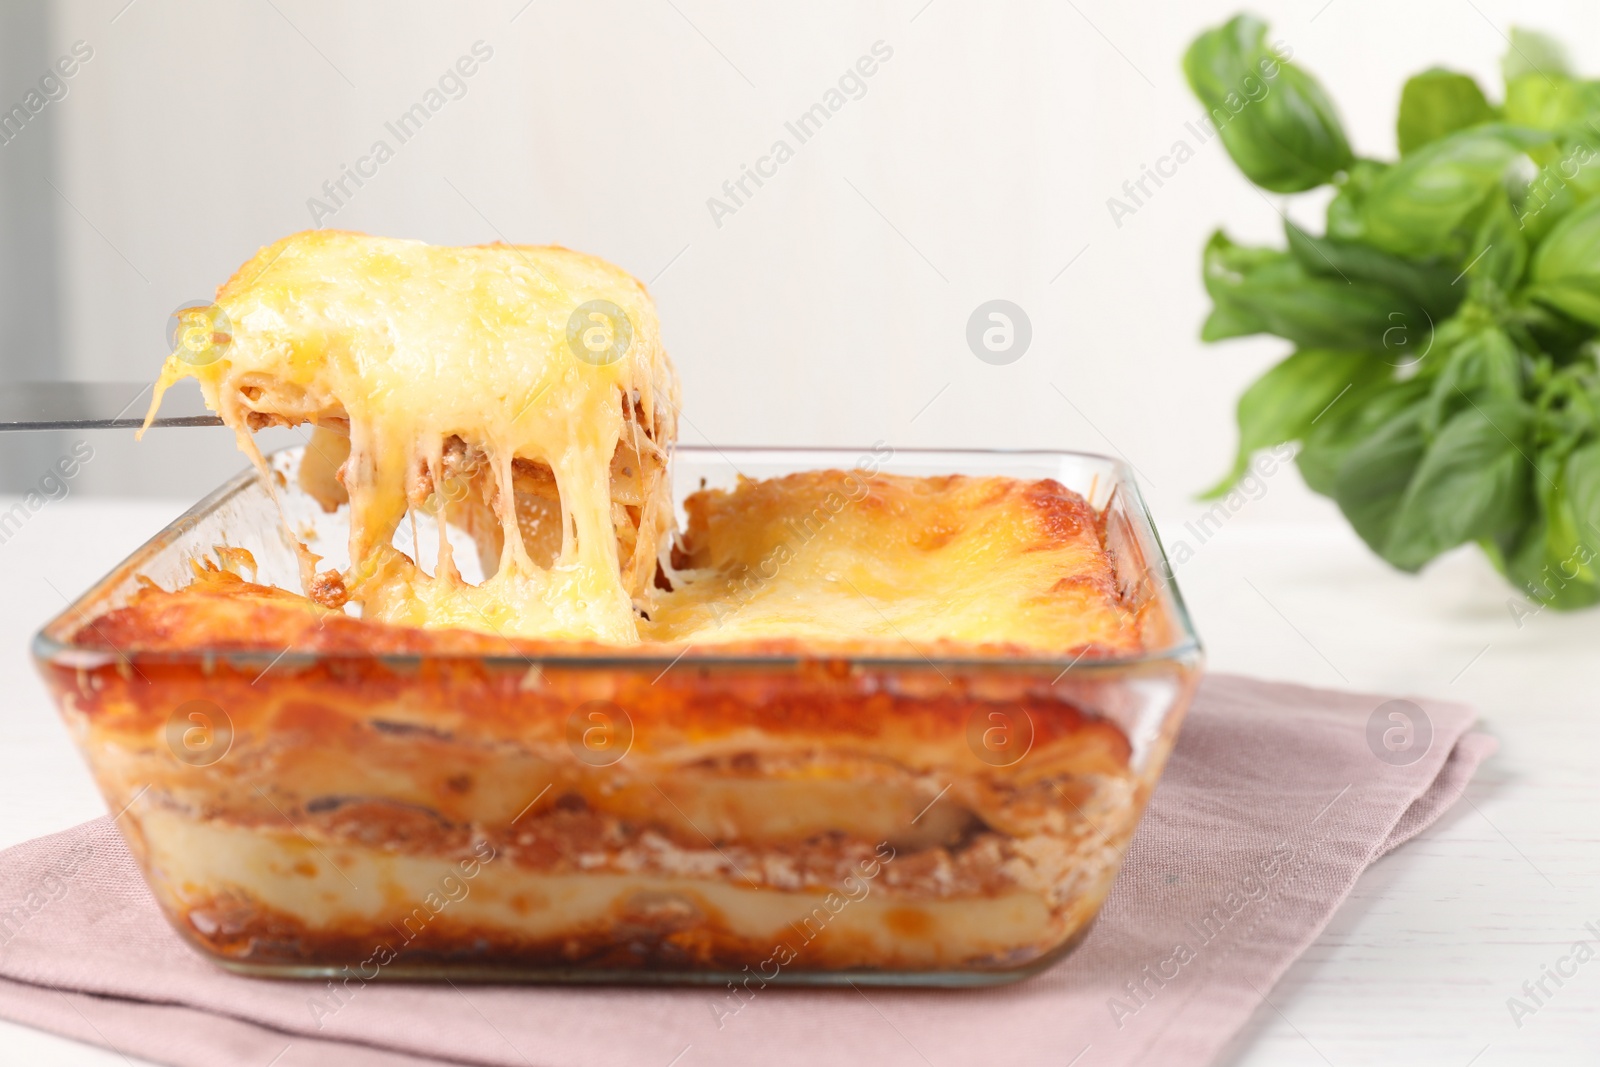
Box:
[0, 496, 1595, 1065]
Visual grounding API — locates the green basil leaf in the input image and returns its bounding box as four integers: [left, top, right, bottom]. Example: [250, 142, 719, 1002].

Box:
[1326, 159, 1387, 242]
[1202, 349, 1389, 499]
[1504, 74, 1586, 131]
[1493, 443, 1600, 610]
[1361, 125, 1552, 260]
[1382, 401, 1533, 571]
[1183, 15, 1353, 192]
[1462, 194, 1529, 293]
[1397, 69, 1495, 155]
[1528, 196, 1600, 326]
[1200, 302, 1266, 342]
[1331, 403, 1429, 563]
[1567, 440, 1600, 552]
[1502, 27, 1572, 82]
[1201, 230, 1283, 292]
[1202, 230, 1422, 350]
[1200, 231, 1281, 341]
[1493, 517, 1600, 611]
[1423, 325, 1524, 436]
[1297, 378, 1429, 495]
[1226, 270, 1409, 349]
[1524, 281, 1600, 327]
[1574, 80, 1600, 117]
[1285, 220, 1462, 316]
[1513, 136, 1600, 243]
[1516, 300, 1600, 363]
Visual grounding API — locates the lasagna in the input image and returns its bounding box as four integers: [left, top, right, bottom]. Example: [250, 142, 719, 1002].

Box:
[48, 232, 1175, 980]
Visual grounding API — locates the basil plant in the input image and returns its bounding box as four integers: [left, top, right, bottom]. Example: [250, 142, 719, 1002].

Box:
[1189, 16, 1600, 610]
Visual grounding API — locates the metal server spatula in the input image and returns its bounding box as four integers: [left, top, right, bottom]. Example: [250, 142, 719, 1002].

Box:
[0, 381, 221, 431]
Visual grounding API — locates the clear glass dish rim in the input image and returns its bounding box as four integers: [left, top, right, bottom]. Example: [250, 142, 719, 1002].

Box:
[32, 444, 1203, 675]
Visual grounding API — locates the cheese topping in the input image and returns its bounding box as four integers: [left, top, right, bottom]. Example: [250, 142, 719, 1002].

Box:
[644, 470, 1141, 654]
[145, 231, 677, 644]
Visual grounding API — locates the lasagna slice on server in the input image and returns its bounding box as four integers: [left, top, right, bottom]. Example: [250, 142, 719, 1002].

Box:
[148, 230, 677, 643]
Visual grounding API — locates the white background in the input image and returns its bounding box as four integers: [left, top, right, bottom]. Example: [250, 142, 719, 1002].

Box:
[6, 0, 1590, 520]
[3, 1, 1600, 1064]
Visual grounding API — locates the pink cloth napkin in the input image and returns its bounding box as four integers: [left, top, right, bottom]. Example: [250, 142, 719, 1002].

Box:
[0, 674, 1496, 1067]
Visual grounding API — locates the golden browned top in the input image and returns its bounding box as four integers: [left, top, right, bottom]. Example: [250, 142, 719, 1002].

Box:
[82, 470, 1140, 659]
[131, 231, 1139, 662]
[645, 470, 1141, 655]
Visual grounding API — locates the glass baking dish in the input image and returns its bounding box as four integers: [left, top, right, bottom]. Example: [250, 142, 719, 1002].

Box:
[32, 445, 1202, 987]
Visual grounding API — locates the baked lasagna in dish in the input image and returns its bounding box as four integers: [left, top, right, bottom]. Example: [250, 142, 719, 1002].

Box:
[36, 232, 1200, 984]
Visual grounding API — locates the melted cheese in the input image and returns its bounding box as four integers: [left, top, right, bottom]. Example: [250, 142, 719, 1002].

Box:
[644, 470, 1141, 655]
[137, 232, 1135, 657]
[144, 231, 677, 644]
